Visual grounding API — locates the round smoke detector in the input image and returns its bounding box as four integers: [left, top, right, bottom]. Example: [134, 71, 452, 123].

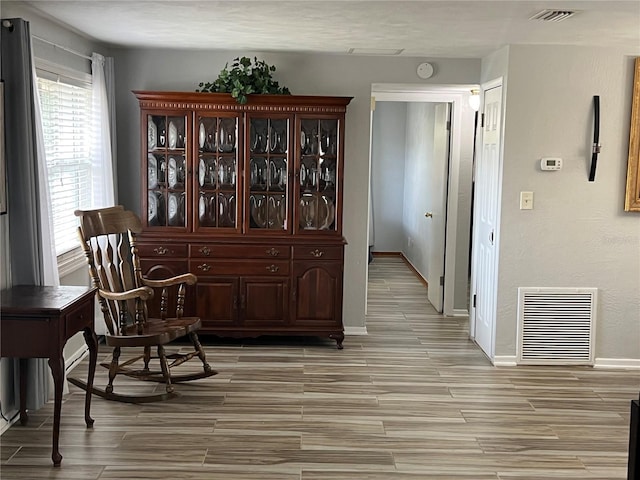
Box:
[416, 62, 434, 79]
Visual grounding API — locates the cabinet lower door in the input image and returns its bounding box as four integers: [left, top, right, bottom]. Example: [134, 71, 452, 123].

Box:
[241, 277, 289, 327]
[292, 262, 342, 326]
[195, 277, 239, 328]
[140, 259, 191, 317]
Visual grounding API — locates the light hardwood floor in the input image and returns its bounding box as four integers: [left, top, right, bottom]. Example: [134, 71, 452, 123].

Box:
[1, 256, 638, 479]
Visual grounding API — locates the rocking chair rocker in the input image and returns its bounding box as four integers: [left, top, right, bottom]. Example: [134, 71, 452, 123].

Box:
[68, 206, 216, 403]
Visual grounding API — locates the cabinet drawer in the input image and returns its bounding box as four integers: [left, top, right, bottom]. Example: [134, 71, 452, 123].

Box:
[64, 300, 94, 341]
[292, 245, 343, 260]
[190, 244, 291, 259]
[190, 260, 290, 276]
[1, 317, 56, 357]
[138, 244, 187, 258]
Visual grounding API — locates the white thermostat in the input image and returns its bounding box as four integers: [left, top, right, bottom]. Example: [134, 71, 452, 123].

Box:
[540, 157, 562, 171]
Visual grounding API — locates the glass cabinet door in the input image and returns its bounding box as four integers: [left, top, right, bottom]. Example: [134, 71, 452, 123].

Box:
[297, 117, 339, 233]
[195, 114, 240, 231]
[146, 114, 187, 228]
[247, 116, 290, 232]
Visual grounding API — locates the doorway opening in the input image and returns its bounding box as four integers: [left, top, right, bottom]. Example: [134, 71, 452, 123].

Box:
[366, 84, 477, 321]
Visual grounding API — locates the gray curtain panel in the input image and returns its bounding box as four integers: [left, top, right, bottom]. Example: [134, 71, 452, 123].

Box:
[1, 17, 51, 411]
[2, 18, 45, 285]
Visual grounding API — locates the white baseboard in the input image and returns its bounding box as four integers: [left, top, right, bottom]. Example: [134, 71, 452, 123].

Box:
[492, 355, 517, 367]
[491, 356, 640, 369]
[0, 413, 19, 435]
[594, 358, 640, 369]
[451, 308, 469, 317]
[344, 326, 368, 336]
[66, 345, 90, 373]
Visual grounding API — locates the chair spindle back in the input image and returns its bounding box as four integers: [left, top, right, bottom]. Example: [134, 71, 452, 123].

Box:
[75, 206, 148, 336]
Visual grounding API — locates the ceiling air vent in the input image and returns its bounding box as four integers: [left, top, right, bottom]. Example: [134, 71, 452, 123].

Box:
[348, 48, 404, 56]
[529, 9, 577, 22]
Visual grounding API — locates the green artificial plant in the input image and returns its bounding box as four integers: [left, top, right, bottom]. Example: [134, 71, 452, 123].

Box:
[196, 56, 291, 104]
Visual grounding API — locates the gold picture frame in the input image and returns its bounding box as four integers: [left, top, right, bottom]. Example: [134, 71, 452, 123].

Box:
[625, 57, 640, 212]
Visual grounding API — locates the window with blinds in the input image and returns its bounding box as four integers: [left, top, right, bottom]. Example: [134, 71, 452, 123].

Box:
[37, 73, 92, 256]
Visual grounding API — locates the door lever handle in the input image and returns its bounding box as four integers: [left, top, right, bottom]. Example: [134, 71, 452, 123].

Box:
[424, 212, 433, 218]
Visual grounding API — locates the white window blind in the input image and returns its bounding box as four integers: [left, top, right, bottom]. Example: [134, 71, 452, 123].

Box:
[37, 74, 93, 256]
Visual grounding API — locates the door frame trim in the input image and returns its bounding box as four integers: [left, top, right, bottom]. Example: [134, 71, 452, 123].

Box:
[369, 84, 477, 316]
[469, 77, 505, 360]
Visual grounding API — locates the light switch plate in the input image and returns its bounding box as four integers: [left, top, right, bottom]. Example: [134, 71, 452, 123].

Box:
[520, 191, 533, 210]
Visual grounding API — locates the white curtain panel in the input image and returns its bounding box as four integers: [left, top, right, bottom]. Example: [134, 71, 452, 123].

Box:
[91, 52, 116, 336]
[31, 46, 60, 288]
[91, 52, 115, 208]
[30, 32, 63, 401]
[104, 55, 118, 201]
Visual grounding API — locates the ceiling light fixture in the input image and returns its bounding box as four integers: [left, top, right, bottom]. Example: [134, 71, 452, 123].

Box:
[469, 89, 480, 111]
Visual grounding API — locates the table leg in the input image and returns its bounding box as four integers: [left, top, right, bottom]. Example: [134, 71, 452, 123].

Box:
[82, 327, 97, 428]
[47, 356, 64, 467]
[18, 359, 28, 425]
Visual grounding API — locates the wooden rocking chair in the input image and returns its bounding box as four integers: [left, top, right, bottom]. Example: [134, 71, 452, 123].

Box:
[68, 206, 216, 403]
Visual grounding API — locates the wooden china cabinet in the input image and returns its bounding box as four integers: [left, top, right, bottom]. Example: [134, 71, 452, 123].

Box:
[134, 91, 351, 348]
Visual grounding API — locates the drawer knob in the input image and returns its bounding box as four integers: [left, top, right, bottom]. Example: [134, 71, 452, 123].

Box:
[154, 246, 168, 255]
[266, 264, 279, 273]
[266, 247, 280, 257]
[197, 263, 211, 272]
[199, 246, 211, 256]
[310, 249, 324, 258]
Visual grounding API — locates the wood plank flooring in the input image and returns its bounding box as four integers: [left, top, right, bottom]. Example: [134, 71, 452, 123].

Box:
[1, 256, 638, 479]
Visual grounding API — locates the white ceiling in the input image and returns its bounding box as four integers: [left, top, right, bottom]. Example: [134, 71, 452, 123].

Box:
[20, 0, 640, 58]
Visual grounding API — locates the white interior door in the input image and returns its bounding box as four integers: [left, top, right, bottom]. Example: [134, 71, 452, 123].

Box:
[426, 103, 451, 312]
[471, 84, 502, 359]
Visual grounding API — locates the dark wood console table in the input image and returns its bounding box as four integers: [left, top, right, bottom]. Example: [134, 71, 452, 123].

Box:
[0, 285, 98, 467]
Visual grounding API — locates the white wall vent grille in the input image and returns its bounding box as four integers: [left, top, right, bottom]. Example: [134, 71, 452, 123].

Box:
[517, 287, 597, 365]
[529, 10, 577, 22]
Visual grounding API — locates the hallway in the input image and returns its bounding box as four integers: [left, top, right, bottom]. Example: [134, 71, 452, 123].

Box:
[1, 256, 637, 479]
